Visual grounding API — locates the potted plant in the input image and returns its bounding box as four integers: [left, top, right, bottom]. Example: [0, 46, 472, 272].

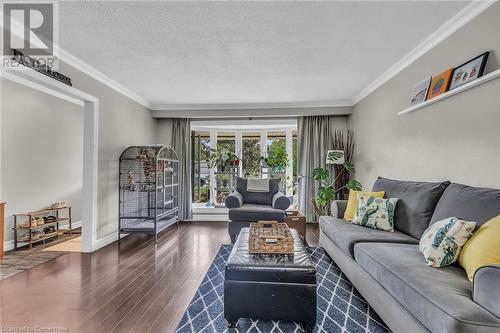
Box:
[208, 147, 239, 172]
[230, 158, 240, 167]
[311, 152, 362, 216]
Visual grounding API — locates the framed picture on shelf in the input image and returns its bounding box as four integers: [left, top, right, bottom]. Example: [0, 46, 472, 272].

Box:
[449, 52, 489, 90]
[410, 76, 431, 105]
[426, 69, 453, 100]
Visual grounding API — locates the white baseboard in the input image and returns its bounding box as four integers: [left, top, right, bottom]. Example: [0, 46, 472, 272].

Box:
[61, 220, 82, 230]
[191, 214, 228, 221]
[3, 239, 15, 251]
[92, 232, 125, 252]
[192, 207, 229, 221]
[3, 220, 82, 251]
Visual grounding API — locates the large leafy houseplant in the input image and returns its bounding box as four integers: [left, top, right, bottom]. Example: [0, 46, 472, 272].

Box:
[311, 151, 362, 216]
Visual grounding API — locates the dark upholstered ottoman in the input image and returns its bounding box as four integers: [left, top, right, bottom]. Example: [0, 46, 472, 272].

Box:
[224, 228, 317, 332]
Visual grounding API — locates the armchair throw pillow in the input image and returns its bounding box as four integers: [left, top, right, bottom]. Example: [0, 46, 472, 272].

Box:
[419, 217, 476, 268]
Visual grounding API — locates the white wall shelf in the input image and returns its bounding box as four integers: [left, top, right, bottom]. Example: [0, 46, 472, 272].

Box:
[398, 69, 500, 115]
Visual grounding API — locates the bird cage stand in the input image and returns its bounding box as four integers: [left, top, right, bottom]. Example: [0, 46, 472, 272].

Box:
[118, 145, 179, 243]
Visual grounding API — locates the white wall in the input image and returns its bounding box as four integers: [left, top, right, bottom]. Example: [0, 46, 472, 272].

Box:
[56, 61, 158, 240]
[1, 78, 83, 245]
[157, 118, 173, 146]
[348, 3, 500, 190]
[1, 62, 159, 250]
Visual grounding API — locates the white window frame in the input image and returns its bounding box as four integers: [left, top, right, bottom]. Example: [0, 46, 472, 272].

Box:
[191, 119, 297, 207]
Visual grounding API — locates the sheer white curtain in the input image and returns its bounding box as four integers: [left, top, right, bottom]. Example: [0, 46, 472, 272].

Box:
[298, 116, 342, 222]
[172, 118, 192, 220]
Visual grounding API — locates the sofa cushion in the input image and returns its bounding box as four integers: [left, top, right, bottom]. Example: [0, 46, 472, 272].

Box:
[343, 190, 385, 221]
[228, 204, 285, 222]
[236, 177, 280, 205]
[318, 216, 418, 258]
[460, 215, 500, 281]
[354, 243, 500, 333]
[419, 217, 476, 268]
[352, 195, 398, 232]
[430, 183, 500, 228]
[372, 177, 450, 239]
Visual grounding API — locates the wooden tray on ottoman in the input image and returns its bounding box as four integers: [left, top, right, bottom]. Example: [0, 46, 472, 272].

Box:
[249, 221, 294, 254]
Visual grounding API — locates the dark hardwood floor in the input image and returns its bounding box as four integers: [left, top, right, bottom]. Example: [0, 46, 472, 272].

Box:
[0, 221, 319, 333]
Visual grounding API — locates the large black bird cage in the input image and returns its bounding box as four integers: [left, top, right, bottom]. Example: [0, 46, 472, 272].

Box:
[119, 145, 179, 242]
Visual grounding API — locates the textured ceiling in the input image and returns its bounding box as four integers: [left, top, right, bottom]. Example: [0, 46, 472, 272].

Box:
[58, 1, 469, 106]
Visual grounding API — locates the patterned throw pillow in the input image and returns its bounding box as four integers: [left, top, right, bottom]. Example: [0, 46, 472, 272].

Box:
[352, 194, 398, 232]
[419, 217, 476, 268]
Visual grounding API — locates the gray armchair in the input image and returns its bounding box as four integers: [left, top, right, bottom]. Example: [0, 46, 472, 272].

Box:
[226, 177, 290, 242]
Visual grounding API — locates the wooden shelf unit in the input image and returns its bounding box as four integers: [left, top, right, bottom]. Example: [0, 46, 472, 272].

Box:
[398, 69, 500, 115]
[13, 206, 73, 249]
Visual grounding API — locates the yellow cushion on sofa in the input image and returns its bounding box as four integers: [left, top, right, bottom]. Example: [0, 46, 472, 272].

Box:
[459, 215, 500, 281]
[343, 190, 385, 221]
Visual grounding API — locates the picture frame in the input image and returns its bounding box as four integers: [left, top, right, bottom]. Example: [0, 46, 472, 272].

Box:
[426, 69, 453, 100]
[410, 76, 431, 105]
[326, 150, 345, 165]
[449, 52, 489, 90]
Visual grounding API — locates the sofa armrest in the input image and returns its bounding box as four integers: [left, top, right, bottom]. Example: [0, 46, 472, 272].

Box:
[331, 200, 348, 218]
[272, 192, 290, 210]
[473, 265, 500, 318]
[225, 191, 243, 209]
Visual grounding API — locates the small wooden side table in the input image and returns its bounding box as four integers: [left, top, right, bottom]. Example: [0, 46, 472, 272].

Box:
[285, 210, 306, 244]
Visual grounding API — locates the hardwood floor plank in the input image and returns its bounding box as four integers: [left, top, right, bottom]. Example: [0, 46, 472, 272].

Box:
[0, 221, 319, 333]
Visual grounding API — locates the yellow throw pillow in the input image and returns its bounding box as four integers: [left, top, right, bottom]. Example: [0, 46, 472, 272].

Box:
[459, 215, 500, 281]
[343, 190, 385, 221]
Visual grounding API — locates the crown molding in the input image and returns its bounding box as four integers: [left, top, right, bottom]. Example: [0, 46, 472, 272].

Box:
[352, 0, 496, 105]
[58, 49, 151, 108]
[152, 106, 352, 118]
[1, 70, 84, 106]
[150, 99, 353, 111]
[3, 1, 493, 113]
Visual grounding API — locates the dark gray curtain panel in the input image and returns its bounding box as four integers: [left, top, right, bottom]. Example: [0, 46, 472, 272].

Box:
[172, 118, 193, 220]
[298, 116, 340, 222]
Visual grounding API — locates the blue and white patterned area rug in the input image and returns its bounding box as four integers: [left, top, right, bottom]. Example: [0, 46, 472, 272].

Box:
[175, 245, 389, 333]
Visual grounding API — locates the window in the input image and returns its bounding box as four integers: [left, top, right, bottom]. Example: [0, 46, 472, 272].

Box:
[191, 131, 210, 206]
[217, 132, 235, 156]
[214, 132, 236, 207]
[242, 132, 261, 177]
[191, 121, 297, 208]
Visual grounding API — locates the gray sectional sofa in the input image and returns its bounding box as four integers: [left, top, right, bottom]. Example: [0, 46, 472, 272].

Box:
[319, 177, 500, 333]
